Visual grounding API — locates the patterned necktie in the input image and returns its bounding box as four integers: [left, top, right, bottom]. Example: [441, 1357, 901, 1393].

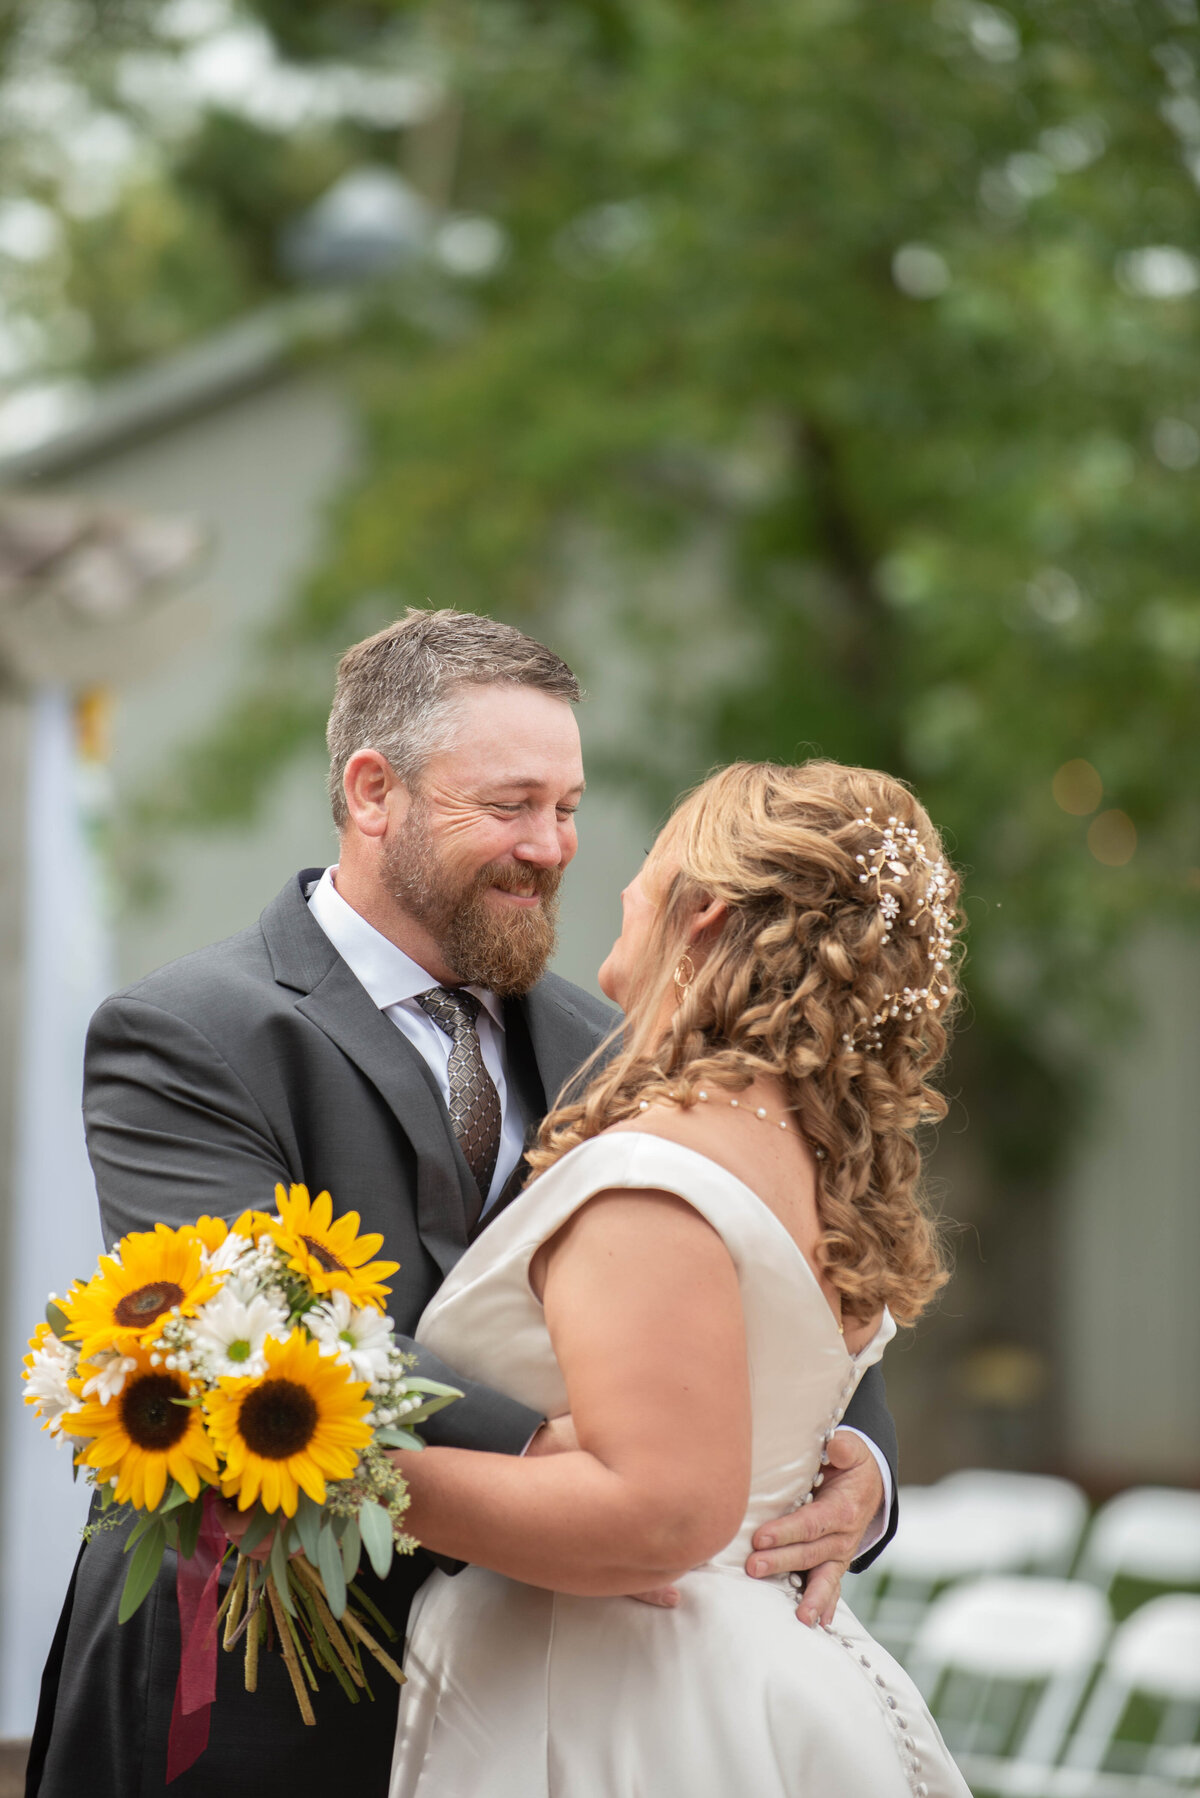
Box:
[415, 987, 502, 1222]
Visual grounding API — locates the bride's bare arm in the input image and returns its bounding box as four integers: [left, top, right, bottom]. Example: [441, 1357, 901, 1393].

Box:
[388, 1189, 752, 1596]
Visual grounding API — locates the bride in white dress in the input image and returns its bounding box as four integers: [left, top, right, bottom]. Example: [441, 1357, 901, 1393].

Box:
[387, 758, 971, 1797]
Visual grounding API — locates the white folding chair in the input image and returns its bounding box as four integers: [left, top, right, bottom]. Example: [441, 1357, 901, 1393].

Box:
[1076, 1487, 1200, 1594]
[937, 1469, 1089, 1574]
[867, 1477, 1078, 1654]
[906, 1575, 1111, 1795]
[1056, 1594, 1200, 1791]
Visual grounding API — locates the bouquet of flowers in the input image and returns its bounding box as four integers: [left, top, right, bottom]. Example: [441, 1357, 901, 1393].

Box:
[22, 1185, 458, 1778]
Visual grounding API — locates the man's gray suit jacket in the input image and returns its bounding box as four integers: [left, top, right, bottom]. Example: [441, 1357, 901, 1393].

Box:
[27, 870, 898, 1798]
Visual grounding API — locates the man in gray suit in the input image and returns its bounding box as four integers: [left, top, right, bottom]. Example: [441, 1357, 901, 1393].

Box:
[28, 610, 897, 1797]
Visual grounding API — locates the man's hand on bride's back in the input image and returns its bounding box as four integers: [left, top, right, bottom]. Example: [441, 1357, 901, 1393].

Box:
[743, 1431, 884, 1627]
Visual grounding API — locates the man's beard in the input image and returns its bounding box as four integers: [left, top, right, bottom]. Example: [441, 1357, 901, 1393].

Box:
[381, 806, 561, 996]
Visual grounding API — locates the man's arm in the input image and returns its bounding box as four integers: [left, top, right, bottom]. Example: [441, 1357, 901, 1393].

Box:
[836, 1362, 900, 1566]
[84, 993, 541, 1457]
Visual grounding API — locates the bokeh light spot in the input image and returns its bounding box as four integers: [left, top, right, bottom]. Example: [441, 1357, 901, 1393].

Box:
[1052, 759, 1102, 815]
[1087, 810, 1137, 867]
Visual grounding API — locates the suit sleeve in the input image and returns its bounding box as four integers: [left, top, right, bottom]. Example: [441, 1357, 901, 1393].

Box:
[839, 1361, 900, 1571]
[83, 994, 541, 1458]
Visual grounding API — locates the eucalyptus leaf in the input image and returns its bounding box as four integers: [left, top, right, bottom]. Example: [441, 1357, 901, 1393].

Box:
[317, 1523, 346, 1619]
[237, 1506, 273, 1556]
[124, 1511, 158, 1554]
[358, 1500, 393, 1581]
[373, 1427, 423, 1450]
[401, 1395, 458, 1426]
[118, 1520, 166, 1623]
[400, 1379, 463, 1399]
[176, 1497, 203, 1563]
[341, 1515, 361, 1582]
[44, 1301, 71, 1340]
[269, 1528, 295, 1613]
[294, 1492, 322, 1567]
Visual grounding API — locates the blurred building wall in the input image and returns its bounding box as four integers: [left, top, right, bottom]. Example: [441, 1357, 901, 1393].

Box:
[1061, 932, 1200, 1484]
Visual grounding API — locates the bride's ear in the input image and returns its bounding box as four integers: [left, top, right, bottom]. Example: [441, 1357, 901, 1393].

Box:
[687, 896, 728, 946]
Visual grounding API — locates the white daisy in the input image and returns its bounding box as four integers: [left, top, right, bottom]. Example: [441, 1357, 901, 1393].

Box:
[79, 1349, 139, 1406]
[189, 1287, 288, 1379]
[25, 1335, 82, 1437]
[204, 1230, 253, 1276]
[307, 1289, 394, 1383]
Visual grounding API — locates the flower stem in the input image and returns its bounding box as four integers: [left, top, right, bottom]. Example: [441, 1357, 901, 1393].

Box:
[266, 1575, 315, 1726]
[221, 1556, 248, 1650]
[292, 1559, 364, 1686]
[244, 1584, 261, 1692]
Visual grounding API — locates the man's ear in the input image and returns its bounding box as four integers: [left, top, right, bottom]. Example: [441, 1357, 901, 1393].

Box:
[342, 749, 406, 839]
[687, 896, 728, 946]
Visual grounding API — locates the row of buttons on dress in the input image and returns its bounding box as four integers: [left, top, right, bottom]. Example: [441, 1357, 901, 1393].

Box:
[786, 1376, 859, 1585]
[823, 1625, 928, 1797]
[784, 1376, 928, 1795]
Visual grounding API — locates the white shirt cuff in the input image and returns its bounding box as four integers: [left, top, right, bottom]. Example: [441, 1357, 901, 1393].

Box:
[834, 1426, 893, 1558]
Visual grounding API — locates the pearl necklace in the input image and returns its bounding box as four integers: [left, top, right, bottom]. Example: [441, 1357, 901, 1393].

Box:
[635, 1089, 829, 1160]
[635, 1089, 829, 1159]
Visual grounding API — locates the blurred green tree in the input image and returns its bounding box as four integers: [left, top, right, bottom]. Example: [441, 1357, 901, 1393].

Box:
[4, 0, 1199, 1197]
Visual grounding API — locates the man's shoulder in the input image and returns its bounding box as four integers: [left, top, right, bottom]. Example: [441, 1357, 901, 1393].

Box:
[95, 918, 278, 1034]
[527, 971, 619, 1042]
[92, 871, 325, 1041]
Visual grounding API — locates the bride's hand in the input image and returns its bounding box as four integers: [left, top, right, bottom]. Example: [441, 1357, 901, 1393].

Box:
[216, 1496, 274, 1563]
[743, 1431, 885, 1626]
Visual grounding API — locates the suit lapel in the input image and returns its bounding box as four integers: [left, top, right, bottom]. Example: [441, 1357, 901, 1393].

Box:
[261, 874, 477, 1276]
[474, 981, 609, 1236]
[521, 979, 607, 1113]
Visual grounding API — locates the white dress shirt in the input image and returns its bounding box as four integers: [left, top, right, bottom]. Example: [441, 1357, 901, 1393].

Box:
[307, 867, 532, 1215]
[307, 865, 890, 1552]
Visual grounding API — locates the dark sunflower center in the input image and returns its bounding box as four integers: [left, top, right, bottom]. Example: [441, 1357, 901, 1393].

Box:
[300, 1234, 347, 1274]
[120, 1373, 190, 1451]
[114, 1282, 186, 1327]
[238, 1379, 319, 1460]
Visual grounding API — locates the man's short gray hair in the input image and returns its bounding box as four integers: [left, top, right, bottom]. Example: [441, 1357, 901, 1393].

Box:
[326, 608, 581, 828]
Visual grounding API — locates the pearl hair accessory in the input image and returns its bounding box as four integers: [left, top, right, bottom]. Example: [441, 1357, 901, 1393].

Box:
[843, 805, 954, 1054]
[636, 1090, 829, 1159]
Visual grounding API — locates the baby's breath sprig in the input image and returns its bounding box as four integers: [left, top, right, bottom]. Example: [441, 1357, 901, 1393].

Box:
[326, 1443, 416, 1551]
[842, 805, 955, 1053]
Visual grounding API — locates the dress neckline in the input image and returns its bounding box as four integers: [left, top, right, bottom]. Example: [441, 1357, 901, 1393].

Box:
[571, 1131, 892, 1366]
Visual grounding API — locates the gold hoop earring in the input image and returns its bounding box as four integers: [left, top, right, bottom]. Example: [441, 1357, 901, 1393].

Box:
[673, 953, 696, 995]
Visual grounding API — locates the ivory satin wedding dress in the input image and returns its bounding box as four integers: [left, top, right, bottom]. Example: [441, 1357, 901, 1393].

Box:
[389, 1133, 970, 1798]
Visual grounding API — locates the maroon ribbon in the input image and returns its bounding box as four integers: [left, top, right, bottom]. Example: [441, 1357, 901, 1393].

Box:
[166, 1489, 228, 1784]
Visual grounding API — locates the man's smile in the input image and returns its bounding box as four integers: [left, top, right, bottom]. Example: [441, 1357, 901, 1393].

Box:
[489, 885, 541, 907]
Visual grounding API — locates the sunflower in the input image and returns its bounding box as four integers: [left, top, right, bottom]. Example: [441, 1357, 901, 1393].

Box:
[269, 1184, 398, 1309]
[64, 1224, 220, 1361]
[204, 1327, 371, 1516]
[64, 1344, 219, 1509]
[185, 1215, 231, 1255]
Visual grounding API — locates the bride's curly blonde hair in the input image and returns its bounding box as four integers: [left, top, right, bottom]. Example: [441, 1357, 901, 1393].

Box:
[528, 760, 964, 1326]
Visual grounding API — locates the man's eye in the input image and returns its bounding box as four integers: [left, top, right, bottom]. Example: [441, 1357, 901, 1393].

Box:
[557, 807, 578, 819]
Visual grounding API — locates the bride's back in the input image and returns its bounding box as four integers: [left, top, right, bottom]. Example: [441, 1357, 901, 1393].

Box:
[605, 1084, 883, 1357]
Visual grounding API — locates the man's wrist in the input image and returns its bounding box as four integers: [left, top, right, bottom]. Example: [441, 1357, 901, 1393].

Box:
[834, 1427, 893, 1556]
